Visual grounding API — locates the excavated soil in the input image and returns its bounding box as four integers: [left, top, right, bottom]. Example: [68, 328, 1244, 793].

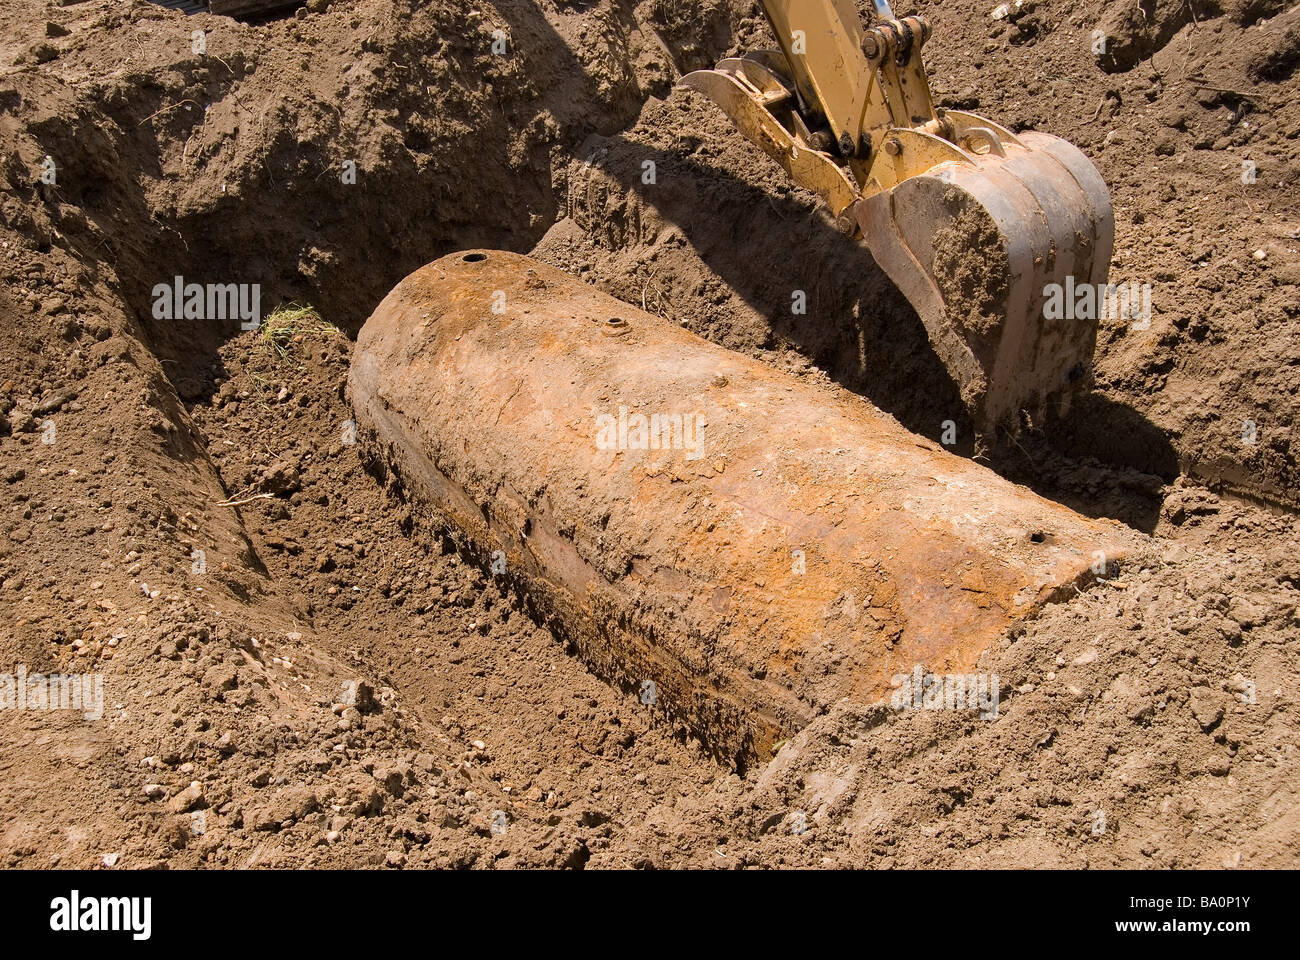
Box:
[0, 0, 1297, 868]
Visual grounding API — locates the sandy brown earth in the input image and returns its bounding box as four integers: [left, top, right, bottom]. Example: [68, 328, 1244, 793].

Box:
[0, 0, 1296, 869]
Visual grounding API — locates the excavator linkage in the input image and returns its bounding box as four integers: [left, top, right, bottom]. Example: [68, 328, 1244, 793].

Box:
[681, 0, 1114, 437]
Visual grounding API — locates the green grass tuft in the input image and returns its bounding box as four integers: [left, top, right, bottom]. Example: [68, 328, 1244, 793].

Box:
[259, 303, 338, 358]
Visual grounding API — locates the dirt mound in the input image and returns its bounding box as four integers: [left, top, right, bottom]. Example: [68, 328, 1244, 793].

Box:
[0, 0, 1297, 868]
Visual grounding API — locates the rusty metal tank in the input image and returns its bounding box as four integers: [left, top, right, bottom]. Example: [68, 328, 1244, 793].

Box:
[349, 251, 1140, 766]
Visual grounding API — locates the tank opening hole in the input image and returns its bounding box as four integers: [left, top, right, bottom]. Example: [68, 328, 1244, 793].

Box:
[462, 253, 488, 263]
[1029, 530, 1046, 543]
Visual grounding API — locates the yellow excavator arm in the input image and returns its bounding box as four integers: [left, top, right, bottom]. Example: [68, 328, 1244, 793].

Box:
[682, 0, 1114, 439]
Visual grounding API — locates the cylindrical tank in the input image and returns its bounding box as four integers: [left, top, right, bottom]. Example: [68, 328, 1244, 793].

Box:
[349, 251, 1139, 766]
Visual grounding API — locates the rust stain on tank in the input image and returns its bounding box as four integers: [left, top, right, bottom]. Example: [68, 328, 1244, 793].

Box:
[349, 251, 1142, 767]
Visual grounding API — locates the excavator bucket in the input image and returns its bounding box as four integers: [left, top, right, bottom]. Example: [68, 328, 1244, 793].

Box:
[852, 122, 1114, 434]
[681, 2, 1114, 438]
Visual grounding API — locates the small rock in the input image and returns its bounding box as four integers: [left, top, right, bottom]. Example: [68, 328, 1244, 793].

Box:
[373, 763, 410, 796]
[7, 407, 34, 433]
[1189, 689, 1226, 732]
[258, 460, 301, 496]
[167, 780, 204, 814]
[340, 679, 374, 711]
[245, 787, 318, 831]
[1228, 598, 1266, 630]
